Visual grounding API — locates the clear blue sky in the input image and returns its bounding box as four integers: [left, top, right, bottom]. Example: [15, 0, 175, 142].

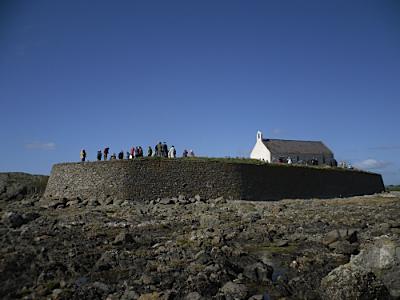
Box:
[1, 0, 399, 184]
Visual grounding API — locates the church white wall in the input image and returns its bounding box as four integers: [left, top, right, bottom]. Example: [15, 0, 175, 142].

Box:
[250, 140, 271, 162]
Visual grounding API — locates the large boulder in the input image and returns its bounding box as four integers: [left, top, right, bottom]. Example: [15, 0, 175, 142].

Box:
[321, 235, 399, 299]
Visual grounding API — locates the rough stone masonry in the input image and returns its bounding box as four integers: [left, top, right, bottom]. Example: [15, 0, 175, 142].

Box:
[43, 158, 385, 202]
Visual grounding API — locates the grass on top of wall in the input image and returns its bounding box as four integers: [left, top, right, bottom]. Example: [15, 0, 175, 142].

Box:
[64, 156, 371, 174]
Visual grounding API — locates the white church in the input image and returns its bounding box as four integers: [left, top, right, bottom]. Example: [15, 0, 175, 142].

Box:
[250, 131, 335, 165]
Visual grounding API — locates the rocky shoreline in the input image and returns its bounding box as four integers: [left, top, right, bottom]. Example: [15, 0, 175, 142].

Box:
[0, 173, 399, 299]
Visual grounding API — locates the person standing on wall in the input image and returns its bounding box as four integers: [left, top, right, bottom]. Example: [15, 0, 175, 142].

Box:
[80, 149, 86, 162]
[138, 146, 143, 157]
[162, 142, 168, 158]
[97, 150, 102, 161]
[130, 146, 135, 159]
[104, 147, 109, 160]
[147, 146, 153, 157]
[157, 142, 162, 157]
[168, 145, 176, 158]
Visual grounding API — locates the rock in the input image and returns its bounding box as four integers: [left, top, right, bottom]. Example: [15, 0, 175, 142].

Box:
[184, 292, 202, 300]
[52, 288, 63, 299]
[276, 240, 289, 247]
[159, 198, 174, 205]
[214, 196, 226, 204]
[95, 251, 118, 271]
[46, 198, 67, 209]
[248, 295, 264, 300]
[21, 198, 37, 206]
[321, 235, 399, 299]
[2, 211, 26, 228]
[141, 274, 154, 285]
[194, 250, 210, 264]
[351, 236, 400, 298]
[113, 199, 124, 206]
[389, 220, 400, 228]
[220, 281, 248, 300]
[194, 250, 206, 260]
[322, 228, 358, 246]
[104, 198, 114, 205]
[113, 232, 134, 245]
[121, 287, 140, 300]
[320, 263, 389, 299]
[92, 281, 110, 293]
[243, 262, 273, 282]
[21, 211, 40, 222]
[88, 199, 101, 206]
[328, 241, 359, 255]
[199, 215, 220, 228]
[66, 199, 80, 207]
[194, 194, 202, 202]
[211, 235, 223, 246]
[138, 292, 160, 300]
[322, 230, 340, 245]
[121, 200, 135, 207]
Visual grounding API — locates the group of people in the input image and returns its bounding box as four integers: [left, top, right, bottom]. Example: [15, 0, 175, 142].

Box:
[79, 143, 195, 162]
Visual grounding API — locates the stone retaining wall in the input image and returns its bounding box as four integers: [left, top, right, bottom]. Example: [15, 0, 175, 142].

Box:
[43, 159, 385, 201]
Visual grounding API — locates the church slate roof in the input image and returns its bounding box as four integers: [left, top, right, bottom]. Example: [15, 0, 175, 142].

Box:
[262, 139, 333, 155]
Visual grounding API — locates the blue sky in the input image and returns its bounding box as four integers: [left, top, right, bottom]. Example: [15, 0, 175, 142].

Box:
[0, 0, 399, 184]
